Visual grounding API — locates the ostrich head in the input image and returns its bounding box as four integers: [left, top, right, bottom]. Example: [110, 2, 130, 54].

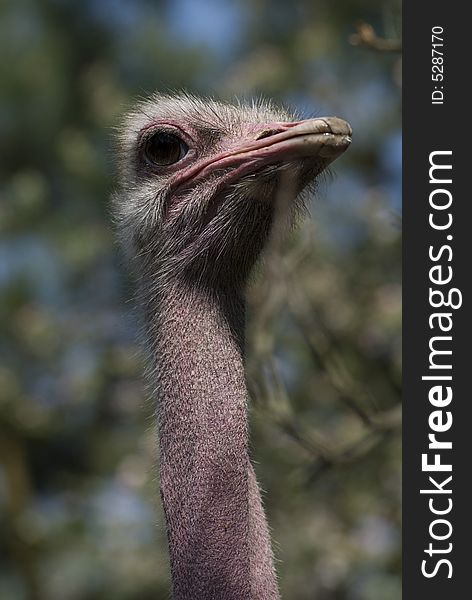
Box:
[114, 93, 351, 288]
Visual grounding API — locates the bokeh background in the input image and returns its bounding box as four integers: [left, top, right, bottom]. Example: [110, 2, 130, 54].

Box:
[0, 1, 401, 599]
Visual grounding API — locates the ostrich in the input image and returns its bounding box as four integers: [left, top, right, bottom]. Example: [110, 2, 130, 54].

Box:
[113, 93, 351, 600]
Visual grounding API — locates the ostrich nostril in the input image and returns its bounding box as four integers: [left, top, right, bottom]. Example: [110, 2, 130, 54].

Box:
[255, 128, 284, 140]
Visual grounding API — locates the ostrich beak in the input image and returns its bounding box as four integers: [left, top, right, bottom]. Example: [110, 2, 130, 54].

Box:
[173, 117, 352, 192]
[252, 117, 352, 163]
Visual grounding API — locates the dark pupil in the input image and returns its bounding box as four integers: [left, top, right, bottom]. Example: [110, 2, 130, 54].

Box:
[145, 132, 186, 166]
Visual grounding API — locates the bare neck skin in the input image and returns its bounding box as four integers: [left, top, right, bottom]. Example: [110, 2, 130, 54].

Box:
[145, 277, 280, 600]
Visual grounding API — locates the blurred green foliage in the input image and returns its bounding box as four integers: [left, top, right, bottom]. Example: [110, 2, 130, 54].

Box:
[0, 1, 401, 598]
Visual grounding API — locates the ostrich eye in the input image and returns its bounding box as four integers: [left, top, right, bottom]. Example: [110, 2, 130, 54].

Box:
[144, 132, 188, 166]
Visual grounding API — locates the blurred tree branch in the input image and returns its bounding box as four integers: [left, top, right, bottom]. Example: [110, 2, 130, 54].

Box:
[0, 430, 42, 600]
[262, 356, 401, 484]
[248, 176, 401, 487]
[350, 22, 402, 52]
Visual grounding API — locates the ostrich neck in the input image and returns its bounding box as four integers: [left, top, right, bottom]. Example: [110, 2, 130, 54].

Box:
[147, 278, 280, 600]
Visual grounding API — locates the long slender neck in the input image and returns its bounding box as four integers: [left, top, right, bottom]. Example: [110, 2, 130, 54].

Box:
[145, 278, 280, 600]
